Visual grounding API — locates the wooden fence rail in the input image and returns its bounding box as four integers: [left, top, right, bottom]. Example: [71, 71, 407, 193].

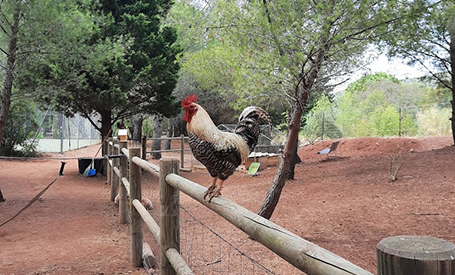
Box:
[139, 135, 189, 169]
[165, 173, 373, 275]
[105, 139, 376, 275]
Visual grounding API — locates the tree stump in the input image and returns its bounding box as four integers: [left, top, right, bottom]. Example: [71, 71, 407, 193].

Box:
[377, 235, 455, 275]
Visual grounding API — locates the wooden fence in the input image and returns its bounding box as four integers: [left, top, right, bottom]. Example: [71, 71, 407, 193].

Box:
[130, 135, 190, 169]
[105, 138, 377, 275]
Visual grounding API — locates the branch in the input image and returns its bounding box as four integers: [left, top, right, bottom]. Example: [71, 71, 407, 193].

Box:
[0, 46, 7, 56]
[0, 4, 11, 29]
[0, 23, 9, 37]
[79, 109, 101, 132]
[402, 49, 452, 90]
[262, 0, 285, 57]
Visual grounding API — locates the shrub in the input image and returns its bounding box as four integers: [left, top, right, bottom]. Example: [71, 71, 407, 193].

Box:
[0, 100, 39, 157]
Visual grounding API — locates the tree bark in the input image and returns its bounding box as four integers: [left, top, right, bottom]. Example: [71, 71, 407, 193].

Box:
[288, 137, 302, 180]
[258, 105, 303, 219]
[100, 109, 112, 157]
[165, 118, 172, 150]
[0, 10, 20, 145]
[151, 114, 163, 159]
[258, 42, 328, 219]
[449, 29, 455, 145]
[131, 115, 143, 141]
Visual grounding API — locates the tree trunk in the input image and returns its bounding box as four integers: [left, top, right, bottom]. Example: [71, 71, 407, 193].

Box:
[100, 110, 112, 157]
[151, 114, 163, 159]
[288, 137, 302, 180]
[258, 41, 328, 219]
[258, 105, 303, 219]
[131, 115, 144, 141]
[165, 118, 172, 150]
[450, 30, 455, 145]
[0, 10, 20, 145]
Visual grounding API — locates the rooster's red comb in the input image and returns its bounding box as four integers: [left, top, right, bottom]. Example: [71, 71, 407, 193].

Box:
[181, 94, 198, 108]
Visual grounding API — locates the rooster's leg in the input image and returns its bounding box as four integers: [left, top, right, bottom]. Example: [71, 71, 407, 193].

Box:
[203, 177, 218, 200]
[207, 180, 224, 202]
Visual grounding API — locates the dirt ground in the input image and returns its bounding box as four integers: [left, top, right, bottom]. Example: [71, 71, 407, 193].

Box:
[0, 136, 454, 275]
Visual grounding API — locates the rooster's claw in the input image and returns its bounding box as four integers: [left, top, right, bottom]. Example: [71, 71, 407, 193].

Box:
[203, 185, 221, 202]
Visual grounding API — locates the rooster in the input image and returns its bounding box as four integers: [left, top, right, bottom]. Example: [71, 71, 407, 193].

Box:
[181, 94, 272, 202]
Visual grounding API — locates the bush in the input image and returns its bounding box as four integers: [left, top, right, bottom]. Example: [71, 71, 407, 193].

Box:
[0, 100, 39, 157]
[417, 107, 451, 136]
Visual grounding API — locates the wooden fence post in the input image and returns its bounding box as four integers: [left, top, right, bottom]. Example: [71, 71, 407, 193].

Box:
[119, 141, 128, 224]
[142, 135, 147, 160]
[377, 235, 455, 275]
[129, 148, 143, 267]
[180, 135, 184, 169]
[111, 139, 119, 201]
[107, 138, 112, 186]
[160, 158, 180, 275]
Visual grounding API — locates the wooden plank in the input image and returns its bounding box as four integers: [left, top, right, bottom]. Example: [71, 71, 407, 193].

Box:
[121, 177, 130, 197]
[132, 199, 160, 243]
[160, 158, 180, 275]
[166, 248, 194, 275]
[113, 166, 120, 179]
[111, 139, 119, 201]
[143, 242, 158, 270]
[121, 147, 129, 158]
[106, 138, 112, 187]
[165, 173, 372, 275]
[129, 148, 143, 268]
[119, 141, 128, 224]
[132, 156, 160, 178]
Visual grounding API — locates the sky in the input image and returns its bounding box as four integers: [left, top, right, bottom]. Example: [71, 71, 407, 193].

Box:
[332, 53, 429, 93]
[367, 53, 427, 80]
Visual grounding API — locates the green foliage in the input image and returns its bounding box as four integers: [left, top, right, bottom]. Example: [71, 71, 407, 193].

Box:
[15, 0, 181, 139]
[345, 72, 400, 94]
[0, 99, 38, 156]
[302, 95, 342, 140]
[417, 107, 451, 136]
[300, 73, 450, 139]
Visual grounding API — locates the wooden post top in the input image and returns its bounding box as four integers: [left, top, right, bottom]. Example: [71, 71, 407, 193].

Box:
[377, 235, 455, 261]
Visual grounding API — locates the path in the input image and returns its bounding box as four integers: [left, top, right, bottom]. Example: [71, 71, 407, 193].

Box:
[0, 145, 144, 275]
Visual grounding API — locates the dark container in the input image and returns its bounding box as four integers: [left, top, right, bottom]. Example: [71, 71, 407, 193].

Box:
[78, 157, 104, 175]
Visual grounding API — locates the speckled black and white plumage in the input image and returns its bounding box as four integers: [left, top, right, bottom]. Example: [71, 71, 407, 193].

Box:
[188, 132, 242, 180]
[188, 106, 270, 181]
[182, 96, 271, 201]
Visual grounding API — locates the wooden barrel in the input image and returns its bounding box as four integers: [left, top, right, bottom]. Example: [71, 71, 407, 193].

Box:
[377, 235, 455, 275]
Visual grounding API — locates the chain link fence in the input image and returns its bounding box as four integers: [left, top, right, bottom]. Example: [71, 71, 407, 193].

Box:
[301, 104, 452, 142]
[34, 111, 100, 153]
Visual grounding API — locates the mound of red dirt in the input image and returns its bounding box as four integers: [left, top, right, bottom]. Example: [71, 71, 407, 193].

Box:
[300, 136, 453, 160]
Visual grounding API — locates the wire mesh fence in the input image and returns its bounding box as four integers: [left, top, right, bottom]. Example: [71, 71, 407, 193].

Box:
[34, 111, 100, 153]
[302, 104, 452, 142]
[179, 205, 276, 275]
[139, 171, 278, 275]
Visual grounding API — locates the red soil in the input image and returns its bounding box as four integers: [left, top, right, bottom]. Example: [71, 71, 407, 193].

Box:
[0, 136, 454, 274]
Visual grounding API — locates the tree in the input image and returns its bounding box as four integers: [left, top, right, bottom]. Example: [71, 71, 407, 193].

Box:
[17, 0, 182, 143]
[381, 0, 455, 144]
[244, 0, 406, 219]
[0, 98, 38, 156]
[1, 0, 80, 148]
[0, 0, 22, 146]
[169, 0, 407, 219]
[167, 1, 290, 126]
